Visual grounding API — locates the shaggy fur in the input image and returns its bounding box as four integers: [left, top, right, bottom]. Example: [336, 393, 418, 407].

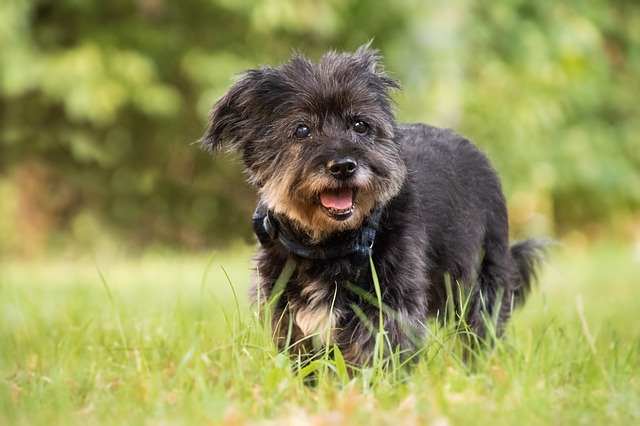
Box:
[202, 44, 545, 366]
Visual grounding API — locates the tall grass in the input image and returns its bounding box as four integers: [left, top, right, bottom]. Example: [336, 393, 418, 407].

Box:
[1, 241, 639, 425]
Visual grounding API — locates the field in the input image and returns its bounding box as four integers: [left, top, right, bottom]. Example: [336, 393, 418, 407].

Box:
[1, 241, 639, 425]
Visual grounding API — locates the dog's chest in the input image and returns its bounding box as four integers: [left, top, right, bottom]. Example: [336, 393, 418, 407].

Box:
[292, 279, 340, 347]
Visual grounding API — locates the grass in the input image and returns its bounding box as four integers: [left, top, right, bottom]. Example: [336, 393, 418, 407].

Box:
[1, 240, 639, 425]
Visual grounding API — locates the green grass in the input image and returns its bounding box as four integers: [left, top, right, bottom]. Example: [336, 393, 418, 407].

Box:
[1, 241, 639, 425]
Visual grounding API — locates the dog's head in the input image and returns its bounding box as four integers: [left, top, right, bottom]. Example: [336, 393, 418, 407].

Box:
[202, 44, 406, 240]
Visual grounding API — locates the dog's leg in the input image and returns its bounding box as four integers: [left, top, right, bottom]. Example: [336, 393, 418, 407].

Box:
[463, 239, 516, 356]
[466, 261, 512, 343]
[465, 239, 546, 351]
[337, 311, 422, 367]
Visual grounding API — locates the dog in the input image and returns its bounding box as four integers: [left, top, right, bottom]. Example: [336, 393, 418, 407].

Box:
[202, 44, 545, 366]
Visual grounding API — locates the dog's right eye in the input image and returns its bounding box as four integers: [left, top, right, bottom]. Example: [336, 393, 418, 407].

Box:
[294, 124, 311, 139]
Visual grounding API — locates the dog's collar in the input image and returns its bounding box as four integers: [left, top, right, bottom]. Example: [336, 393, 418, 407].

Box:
[252, 204, 382, 264]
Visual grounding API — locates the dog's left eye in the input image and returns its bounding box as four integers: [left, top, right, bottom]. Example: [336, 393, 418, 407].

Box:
[353, 121, 369, 134]
[294, 124, 311, 139]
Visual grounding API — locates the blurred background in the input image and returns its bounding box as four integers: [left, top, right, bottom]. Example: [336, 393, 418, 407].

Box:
[1, 0, 639, 257]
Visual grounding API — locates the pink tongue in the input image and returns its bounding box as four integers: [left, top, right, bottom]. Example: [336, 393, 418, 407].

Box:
[320, 189, 353, 210]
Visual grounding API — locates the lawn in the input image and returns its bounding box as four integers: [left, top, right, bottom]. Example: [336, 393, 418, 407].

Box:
[1, 241, 639, 425]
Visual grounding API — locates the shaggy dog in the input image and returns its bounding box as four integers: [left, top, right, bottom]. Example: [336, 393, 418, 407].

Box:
[202, 44, 545, 366]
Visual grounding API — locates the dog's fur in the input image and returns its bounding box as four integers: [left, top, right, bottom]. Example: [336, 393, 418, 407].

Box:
[202, 44, 545, 366]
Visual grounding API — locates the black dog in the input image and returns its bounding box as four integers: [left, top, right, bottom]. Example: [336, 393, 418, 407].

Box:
[202, 44, 545, 365]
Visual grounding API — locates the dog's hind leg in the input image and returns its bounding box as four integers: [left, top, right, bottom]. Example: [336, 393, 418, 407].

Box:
[465, 238, 547, 348]
[465, 253, 513, 346]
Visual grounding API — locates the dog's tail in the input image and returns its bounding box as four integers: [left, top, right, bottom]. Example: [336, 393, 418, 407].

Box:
[510, 238, 549, 306]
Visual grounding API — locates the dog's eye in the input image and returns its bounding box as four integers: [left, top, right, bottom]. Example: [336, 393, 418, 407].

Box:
[353, 121, 369, 134]
[294, 124, 311, 139]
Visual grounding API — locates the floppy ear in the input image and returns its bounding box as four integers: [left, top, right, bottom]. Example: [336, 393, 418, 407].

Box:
[354, 42, 400, 90]
[201, 70, 263, 152]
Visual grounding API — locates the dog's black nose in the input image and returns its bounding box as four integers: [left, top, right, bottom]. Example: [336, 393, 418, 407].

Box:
[327, 158, 358, 180]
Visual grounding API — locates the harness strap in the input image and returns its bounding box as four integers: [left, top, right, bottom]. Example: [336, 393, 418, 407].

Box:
[252, 205, 382, 265]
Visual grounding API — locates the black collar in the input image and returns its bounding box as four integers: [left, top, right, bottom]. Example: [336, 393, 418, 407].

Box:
[252, 204, 382, 264]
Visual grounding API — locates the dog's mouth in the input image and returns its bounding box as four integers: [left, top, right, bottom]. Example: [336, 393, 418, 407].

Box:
[318, 188, 355, 221]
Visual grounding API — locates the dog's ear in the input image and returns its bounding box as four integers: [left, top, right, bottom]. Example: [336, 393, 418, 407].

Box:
[201, 69, 264, 153]
[354, 42, 400, 90]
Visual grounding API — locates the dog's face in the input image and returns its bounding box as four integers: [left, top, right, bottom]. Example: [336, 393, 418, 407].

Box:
[203, 45, 407, 240]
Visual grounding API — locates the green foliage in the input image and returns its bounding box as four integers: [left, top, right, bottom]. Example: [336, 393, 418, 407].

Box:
[1, 243, 639, 424]
[1, 0, 638, 249]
